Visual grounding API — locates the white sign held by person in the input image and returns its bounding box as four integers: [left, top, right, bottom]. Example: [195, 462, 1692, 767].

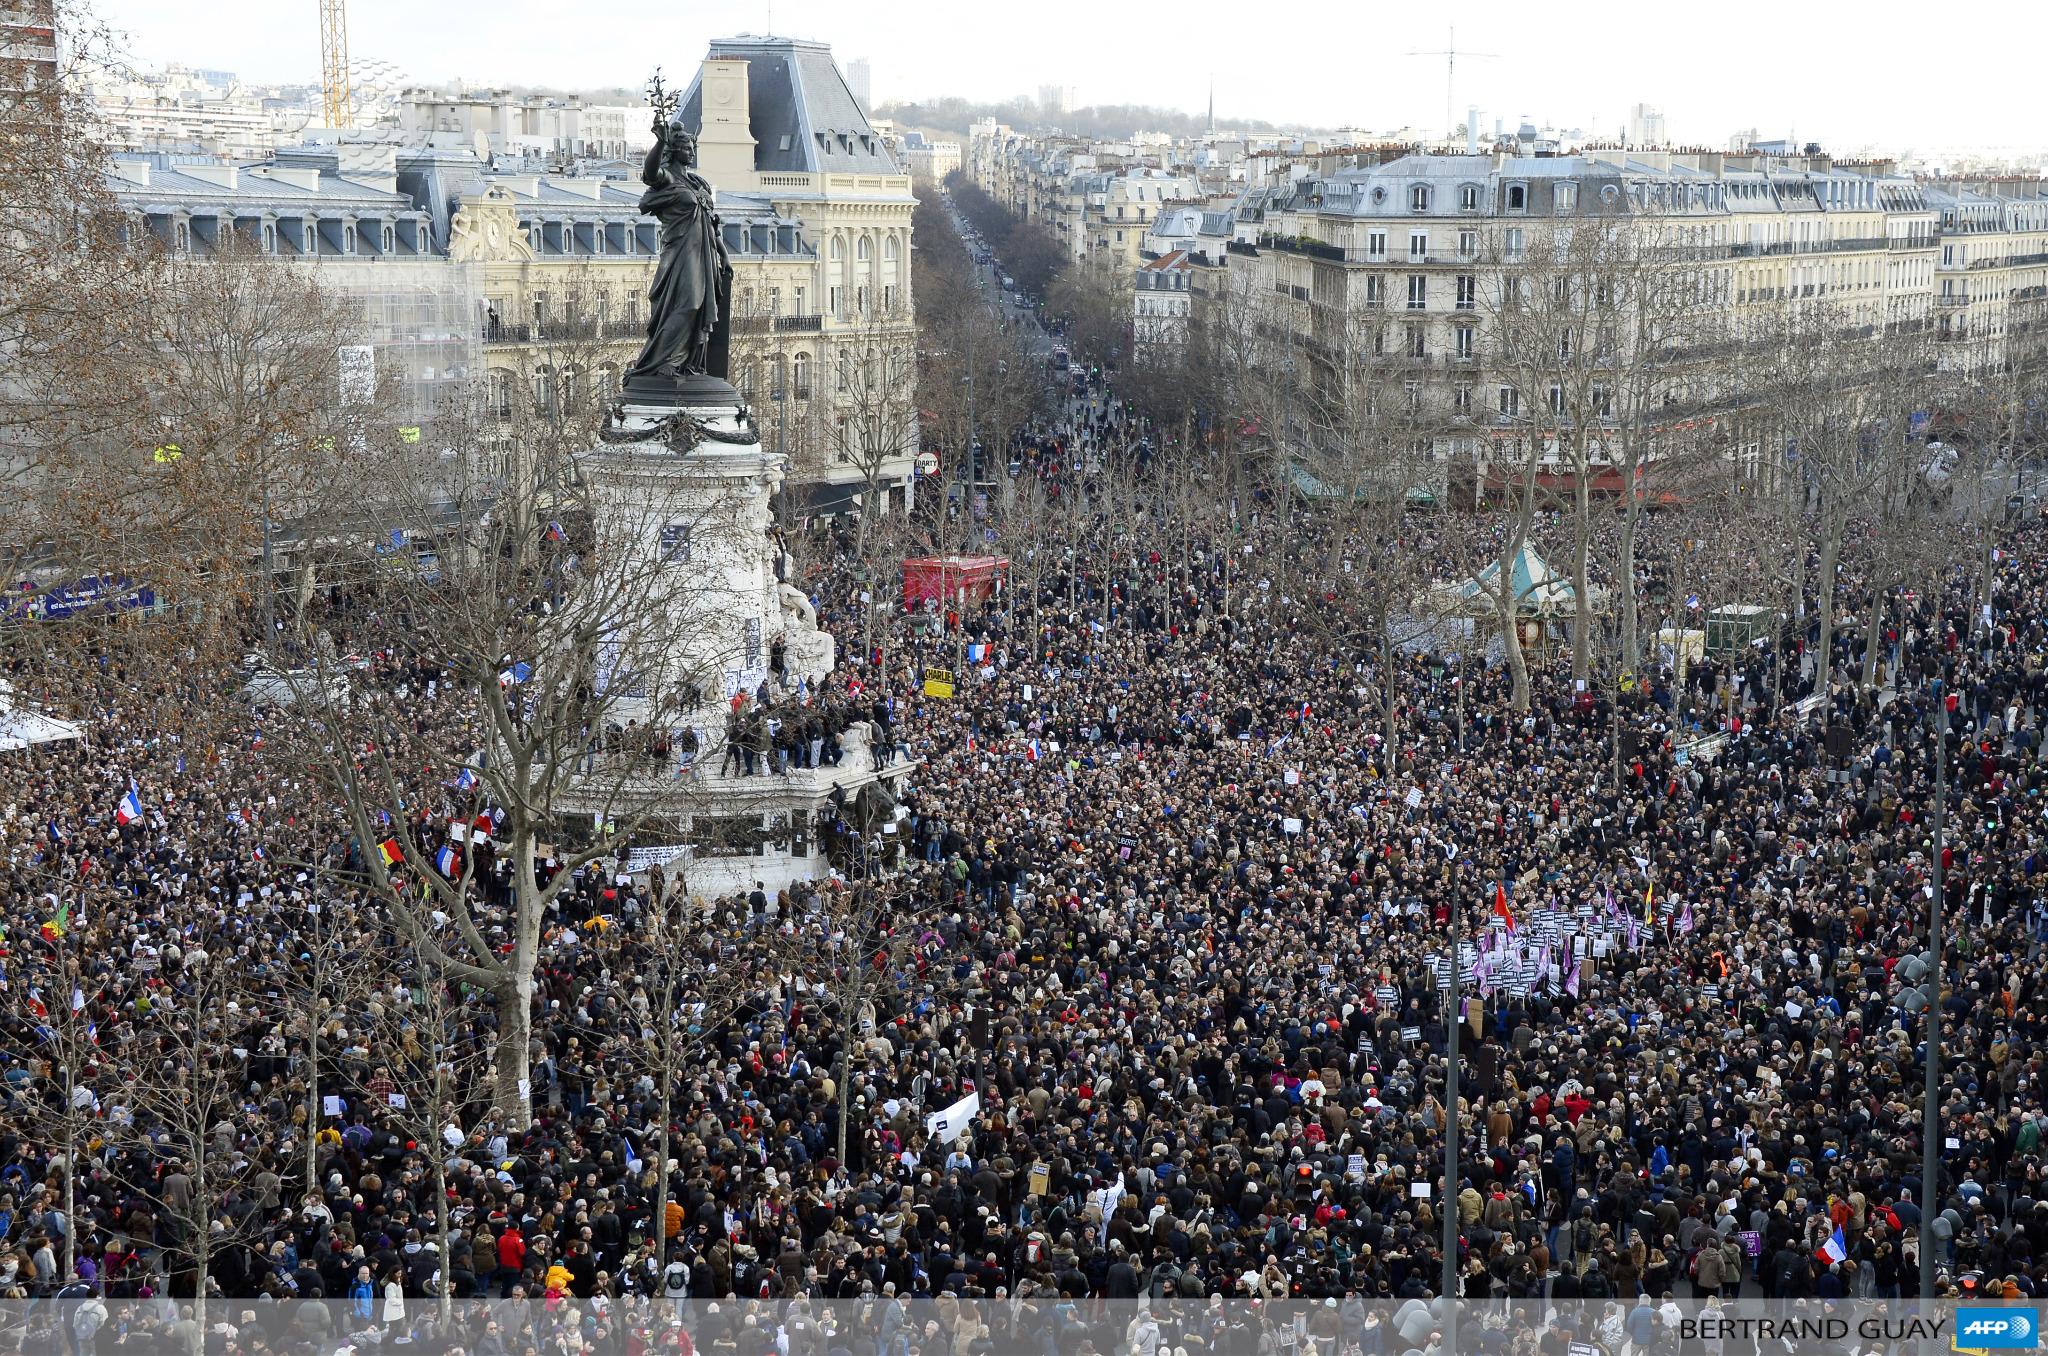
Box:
[926, 1090, 981, 1145]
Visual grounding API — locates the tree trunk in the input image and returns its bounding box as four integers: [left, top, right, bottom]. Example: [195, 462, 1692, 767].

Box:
[1619, 501, 1642, 672]
[1380, 619, 1398, 752]
[1775, 532, 1807, 711]
[1861, 574, 1885, 691]
[1571, 468, 1592, 684]
[1815, 526, 1841, 696]
[1503, 599, 1531, 714]
[835, 1035, 854, 1167]
[494, 851, 544, 1130]
[835, 947, 874, 1168]
[304, 1016, 321, 1201]
[1499, 480, 1537, 715]
[656, 1099, 674, 1268]
[434, 1143, 453, 1324]
[61, 1118, 74, 1282]
[191, 1149, 210, 1352]
[494, 977, 533, 1130]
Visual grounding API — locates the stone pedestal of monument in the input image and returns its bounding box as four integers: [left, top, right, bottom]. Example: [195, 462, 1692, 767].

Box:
[568, 387, 912, 898]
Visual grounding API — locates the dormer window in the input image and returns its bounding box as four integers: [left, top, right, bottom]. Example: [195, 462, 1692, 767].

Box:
[1459, 185, 1480, 212]
[1507, 184, 1527, 212]
[1409, 185, 1430, 212]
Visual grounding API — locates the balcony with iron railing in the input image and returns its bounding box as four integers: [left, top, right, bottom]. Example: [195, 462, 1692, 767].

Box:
[1259, 233, 1347, 264]
[1727, 236, 1891, 258]
[482, 319, 642, 345]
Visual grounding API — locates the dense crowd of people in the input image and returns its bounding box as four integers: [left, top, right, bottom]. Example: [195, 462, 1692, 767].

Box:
[2, 355, 2047, 1356]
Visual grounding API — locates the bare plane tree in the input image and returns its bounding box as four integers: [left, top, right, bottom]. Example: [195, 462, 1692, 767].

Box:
[287, 405, 760, 1129]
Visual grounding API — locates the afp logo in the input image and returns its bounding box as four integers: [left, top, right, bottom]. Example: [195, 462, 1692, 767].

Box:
[1957, 1310, 2039, 1349]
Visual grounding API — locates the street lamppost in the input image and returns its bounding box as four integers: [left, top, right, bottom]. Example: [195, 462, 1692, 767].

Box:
[1443, 876, 1462, 1347]
[1920, 679, 1949, 1300]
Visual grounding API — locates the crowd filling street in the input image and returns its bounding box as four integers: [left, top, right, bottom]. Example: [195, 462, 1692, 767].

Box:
[5, 348, 2048, 1356]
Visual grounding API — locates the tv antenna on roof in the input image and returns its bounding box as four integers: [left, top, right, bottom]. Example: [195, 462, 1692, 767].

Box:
[1406, 26, 1499, 146]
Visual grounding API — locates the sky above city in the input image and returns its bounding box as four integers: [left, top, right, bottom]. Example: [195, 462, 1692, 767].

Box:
[92, 0, 2047, 156]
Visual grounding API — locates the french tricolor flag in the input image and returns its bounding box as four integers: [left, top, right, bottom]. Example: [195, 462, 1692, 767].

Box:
[1814, 1225, 1847, 1266]
[114, 782, 143, 827]
[1025, 739, 1041, 762]
[453, 767, 478, 792]
[435, 844, 460, 876]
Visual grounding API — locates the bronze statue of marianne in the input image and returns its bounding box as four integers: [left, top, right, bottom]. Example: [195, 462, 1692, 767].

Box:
[622, 117, 736, 403]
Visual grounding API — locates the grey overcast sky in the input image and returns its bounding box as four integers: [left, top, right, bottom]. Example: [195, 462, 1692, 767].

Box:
[92, 0, 2047, 156]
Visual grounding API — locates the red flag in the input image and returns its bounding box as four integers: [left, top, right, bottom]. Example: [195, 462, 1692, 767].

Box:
[1493, 882, 1516, 933]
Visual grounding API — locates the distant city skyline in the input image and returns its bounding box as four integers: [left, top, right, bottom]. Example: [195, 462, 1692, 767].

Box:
[89, 0, 2048, 158]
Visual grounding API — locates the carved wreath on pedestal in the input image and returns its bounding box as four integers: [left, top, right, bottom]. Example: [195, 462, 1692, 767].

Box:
[597, 402, 758, 453]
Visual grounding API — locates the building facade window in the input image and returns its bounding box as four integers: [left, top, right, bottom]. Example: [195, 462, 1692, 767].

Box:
[1406, 275, 1427, 310]
[1367, 230, 1387, 260]
[1456, 275, 1476, 310]
[1454, 325, 1474, 359]
[1409, 230, 1429, 261]
[1409, 185, 1430, 212]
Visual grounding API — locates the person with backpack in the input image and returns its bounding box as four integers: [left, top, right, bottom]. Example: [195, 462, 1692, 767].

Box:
[65, 1294, 105, 1356]
[662, 1249, 691, 1300]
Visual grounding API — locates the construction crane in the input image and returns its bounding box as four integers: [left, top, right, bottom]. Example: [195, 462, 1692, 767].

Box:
[319, 0, 352, 129]
[1406, 26, 1497, 148]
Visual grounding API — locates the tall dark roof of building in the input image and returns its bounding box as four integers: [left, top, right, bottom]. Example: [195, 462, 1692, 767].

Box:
[677, 36, 901, 176]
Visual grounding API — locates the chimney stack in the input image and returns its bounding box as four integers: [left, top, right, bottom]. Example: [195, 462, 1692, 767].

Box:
[694, 56, 758, 188]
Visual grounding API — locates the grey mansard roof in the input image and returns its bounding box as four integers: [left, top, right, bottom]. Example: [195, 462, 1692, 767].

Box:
[677, 36, 902, 177]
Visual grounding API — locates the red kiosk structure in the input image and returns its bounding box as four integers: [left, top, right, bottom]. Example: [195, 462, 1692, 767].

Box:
[901, 555, 1009, 608]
